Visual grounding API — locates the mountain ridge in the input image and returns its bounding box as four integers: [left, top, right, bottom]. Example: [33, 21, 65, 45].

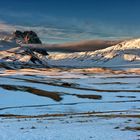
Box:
[0, 37, 140, 69]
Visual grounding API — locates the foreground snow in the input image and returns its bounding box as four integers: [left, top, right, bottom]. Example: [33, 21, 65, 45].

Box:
[0, 117, 139, 140]
[0, 68, 140, 140]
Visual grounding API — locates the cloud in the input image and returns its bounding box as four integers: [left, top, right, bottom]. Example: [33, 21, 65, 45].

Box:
[0, 18, 139, 44]
[1, 5, 140, 44]
[0, 22, 15, 32]
[23, 39, 122, 52]
[14, 23, 136, 44]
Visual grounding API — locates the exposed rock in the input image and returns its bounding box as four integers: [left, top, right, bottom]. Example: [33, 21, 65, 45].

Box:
[13, 30, 49, 55]
[23, 31, 42, 44]
[0, 30, 49, 69]
[13, 30, 42, 44]
[14, 30, 24, 38]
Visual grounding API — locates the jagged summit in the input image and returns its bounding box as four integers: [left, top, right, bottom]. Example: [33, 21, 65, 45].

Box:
[0, 31, 48, 68]
[13, 30, 42, 44]
[0, 30, 42, 44]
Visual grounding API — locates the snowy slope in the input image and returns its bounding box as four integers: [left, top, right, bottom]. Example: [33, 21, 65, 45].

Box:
[0, 38, 140, 68]
[48, 38, 140, 68]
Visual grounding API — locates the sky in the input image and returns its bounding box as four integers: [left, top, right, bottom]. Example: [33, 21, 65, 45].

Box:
[0, 0, 140, 43]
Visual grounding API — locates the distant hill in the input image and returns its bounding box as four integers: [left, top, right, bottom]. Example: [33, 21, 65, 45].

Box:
[47, 38, 140, 68]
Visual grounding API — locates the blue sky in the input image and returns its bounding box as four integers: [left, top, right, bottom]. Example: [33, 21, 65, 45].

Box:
[0, 0, 140, 43]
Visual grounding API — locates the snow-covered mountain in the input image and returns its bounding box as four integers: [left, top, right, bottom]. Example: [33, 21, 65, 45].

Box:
[0, 38, 140, 69]
[47, 38, 140, 68]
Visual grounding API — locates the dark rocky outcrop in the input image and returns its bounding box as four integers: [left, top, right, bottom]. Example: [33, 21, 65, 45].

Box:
[14, 30, 42, 44]
[13, 30, 49, 56]
[14, 30, 24, 38]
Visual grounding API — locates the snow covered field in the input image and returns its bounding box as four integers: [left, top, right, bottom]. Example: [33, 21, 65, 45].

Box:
[0, 68, 140, 140]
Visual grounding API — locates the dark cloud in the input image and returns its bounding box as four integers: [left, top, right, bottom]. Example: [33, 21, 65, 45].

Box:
[23, 39, 122, 52]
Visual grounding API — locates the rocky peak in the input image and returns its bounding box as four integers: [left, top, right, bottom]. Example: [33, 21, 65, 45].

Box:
[13, 30, 42, 44]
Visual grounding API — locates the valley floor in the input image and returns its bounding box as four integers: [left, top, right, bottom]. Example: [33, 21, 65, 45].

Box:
[0, 68, 140, 140]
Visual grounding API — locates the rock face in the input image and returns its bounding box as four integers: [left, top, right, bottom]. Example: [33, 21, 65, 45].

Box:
[14, 30, 48, 56]
[14, 30, 42, 44]
[0, 30, 49, 69]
